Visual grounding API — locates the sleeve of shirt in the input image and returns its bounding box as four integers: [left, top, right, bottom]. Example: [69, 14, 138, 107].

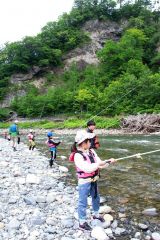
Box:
[74, 152, 99, 173]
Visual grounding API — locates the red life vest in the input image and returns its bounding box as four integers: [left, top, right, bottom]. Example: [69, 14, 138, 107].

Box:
[73, 150, 99, 179]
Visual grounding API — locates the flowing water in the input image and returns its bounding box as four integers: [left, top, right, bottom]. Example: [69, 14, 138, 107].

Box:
[24, 133, 160, 225]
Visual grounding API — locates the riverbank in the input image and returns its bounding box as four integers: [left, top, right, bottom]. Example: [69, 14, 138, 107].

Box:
[0, 138, 159, 240]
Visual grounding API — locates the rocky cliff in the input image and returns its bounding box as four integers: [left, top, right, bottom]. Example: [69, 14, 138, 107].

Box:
[0, 20, 124, 108]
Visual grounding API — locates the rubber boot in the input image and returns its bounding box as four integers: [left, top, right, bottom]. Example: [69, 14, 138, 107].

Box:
[49, 160, 53, 168]
[13, 147, 17, 151]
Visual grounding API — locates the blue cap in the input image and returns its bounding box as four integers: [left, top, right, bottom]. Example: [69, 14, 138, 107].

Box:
[47, 131, 54, 137]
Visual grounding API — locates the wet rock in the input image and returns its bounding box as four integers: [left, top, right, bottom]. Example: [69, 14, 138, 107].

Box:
[142, 208, 158, 216]
[91, 226, 109, 240]
[138, 223, 148, 230]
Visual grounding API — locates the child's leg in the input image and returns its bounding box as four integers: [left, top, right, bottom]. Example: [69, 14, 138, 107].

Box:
[49, 151, 54, 167]
[31, 141, 35, 150]
[90, 182, 100, 217]
[29, 141, 32, 150]
[78, 182, 91, 224]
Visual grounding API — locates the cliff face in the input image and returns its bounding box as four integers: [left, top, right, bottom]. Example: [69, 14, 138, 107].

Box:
[1, 20, 124, 108]
[63, 20, 124, 69]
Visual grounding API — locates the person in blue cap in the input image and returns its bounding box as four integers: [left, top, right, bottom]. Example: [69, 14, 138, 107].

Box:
[46, 131, 61, 167]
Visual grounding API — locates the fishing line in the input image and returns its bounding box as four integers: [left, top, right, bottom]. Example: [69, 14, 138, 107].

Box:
[105, 149, 160, 163]
[83, 85, 138, 127]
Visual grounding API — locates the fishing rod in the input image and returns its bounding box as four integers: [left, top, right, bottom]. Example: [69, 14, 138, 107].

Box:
[104, 149, 160, 163]
[83, 86, 138, 127]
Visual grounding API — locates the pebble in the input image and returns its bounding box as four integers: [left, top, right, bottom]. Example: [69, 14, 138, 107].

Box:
[0, 138, 159, 240]
[138, 223, 148, 230]
[142, 208, 158, 216]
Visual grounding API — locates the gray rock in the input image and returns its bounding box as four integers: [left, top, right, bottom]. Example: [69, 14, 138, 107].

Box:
[0, 214, 4, 221]
[36, 196, 46, 203]
[9, 197, 18, 204]
[61, 218, 74, 228]
[111, 220, 118, 229]
[7, 219, 20, 230]
[30, 216, 45, 226]
[114, 227, 126, 236]
[91, 219, 103, 227]
[45, 227, 57, 234]
[23, 196, 36, 206]
[17, 214, 25, 221]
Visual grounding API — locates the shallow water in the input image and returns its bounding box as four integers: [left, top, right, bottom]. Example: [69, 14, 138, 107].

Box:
[24, 134, 160, 224]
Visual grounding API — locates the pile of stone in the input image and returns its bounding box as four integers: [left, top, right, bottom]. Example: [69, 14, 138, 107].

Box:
[0, 138, 159, 240]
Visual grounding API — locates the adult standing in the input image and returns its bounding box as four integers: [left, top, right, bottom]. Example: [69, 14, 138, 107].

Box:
[87, 120, 100, 149]
[9, 120, 19, 151]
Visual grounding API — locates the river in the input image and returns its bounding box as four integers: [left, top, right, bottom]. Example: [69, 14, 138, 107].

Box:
[24, 133, 160, 226]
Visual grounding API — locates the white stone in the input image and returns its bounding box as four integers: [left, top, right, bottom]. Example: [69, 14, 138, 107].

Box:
[135, 232, 141, 239]
[26, 174, 40, 184]
[114, 227, 126, 235]
[99, 206, 112, 214]
[59, 166, 69, 173]
[104, 214, 113, 222]
[60, 156, 67, 160]
[152, 232, 160, 240]
[46, 193, 56, 203]
[91, 226, 109, 240]
[105, 228, 113, 237]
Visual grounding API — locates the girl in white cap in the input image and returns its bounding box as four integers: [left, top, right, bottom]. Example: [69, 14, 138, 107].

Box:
[71, 130, 116, 231]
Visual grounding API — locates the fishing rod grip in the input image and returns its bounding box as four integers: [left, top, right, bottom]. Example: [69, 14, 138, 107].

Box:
[104, 160, 111, 164]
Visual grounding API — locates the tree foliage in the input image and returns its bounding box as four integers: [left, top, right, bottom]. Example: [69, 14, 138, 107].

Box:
[0, 0, 160, 117]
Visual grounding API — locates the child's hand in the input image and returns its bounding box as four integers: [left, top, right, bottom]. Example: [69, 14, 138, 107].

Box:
[106, 158, 116, 164]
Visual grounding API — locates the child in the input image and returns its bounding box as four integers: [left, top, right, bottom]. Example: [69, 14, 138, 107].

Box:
[46, 131, 61, 167]
[28, 129, 36, 150]
[71, 130, 116, 231]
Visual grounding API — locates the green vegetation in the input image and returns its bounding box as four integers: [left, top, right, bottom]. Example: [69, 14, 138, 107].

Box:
[0, 116, 120, 129]
[0, 0, 160, 120]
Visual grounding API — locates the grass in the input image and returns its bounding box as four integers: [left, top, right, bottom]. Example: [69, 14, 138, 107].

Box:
[0, 116, 121, 129]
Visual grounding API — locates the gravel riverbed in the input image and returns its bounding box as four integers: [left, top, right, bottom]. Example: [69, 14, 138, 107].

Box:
[0, 138, 159, 240]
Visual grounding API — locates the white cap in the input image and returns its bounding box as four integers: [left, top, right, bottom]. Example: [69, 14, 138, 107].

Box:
[14, 120, 19, 124]
[75, 130, 95, 145]
[29, 129, 33, 133]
